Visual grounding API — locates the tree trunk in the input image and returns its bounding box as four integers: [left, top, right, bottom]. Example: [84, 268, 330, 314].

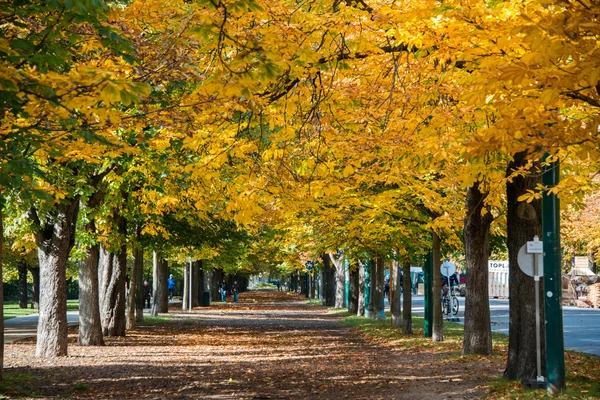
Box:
[183, 262, 189, 311]
[134, 230, 144, 323]
[78, 235, 104, 346]
[402, 260, 413, 334]
[372, 256, 385, 320]
[432, 231, 443, 342]
[323, 254, 336, 307]
[209, 270, 222, 302]
[391, 259, 402, 328]
[18, 260, 28, 309]
[28, 266, 40, 309]
[463, 182, 493, 355]
[192, 261, 200, 307]
[127, 238, 142, 329]
[357, 261, 366, 316]
[329, 252, 346, 308]
[504, 153, 545, 380]
[34, 199, 80, 357]
[349, 263, 359, 314]
[151, 252, 169, 315]
[99, 241, 127, 337]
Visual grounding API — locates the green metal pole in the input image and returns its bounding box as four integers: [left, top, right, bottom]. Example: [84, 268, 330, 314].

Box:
[364, 260, 371, 309]
[345, 258, 350, 309]
[423, 251, 433, 338]
[542, 157, 566, 393]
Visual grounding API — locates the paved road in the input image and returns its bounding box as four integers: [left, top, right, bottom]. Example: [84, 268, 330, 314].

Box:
[4, 311, 80, 344]
[409, 295, 600, 357]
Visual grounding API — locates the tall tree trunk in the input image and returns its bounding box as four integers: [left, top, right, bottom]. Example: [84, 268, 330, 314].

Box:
[391, 259, 402, 328]
[134, 229, 144, 323]
[151, 252, 169, 315]
[504, 153, 545, 380]
[349, 263, 359, 314]
[33, 199, 80, 357]
[329, 252, 346, 308]
[28, 266, 39, 309]
[78, 232, 104, 346]
[402, 260, 413, 334]
[432, 231, 443, 342]
[127, 238, 142, 329]
[209, 270, 222, 302]
[323, 254, 335, 307]
[183, 262, 189, 311]
[372, 256, 385, 320]
[99, 242, 127, 337]
[357, 261, 365, 316]
[18, 260, 28, 309]
[463, 182, 493, 355]
[192, 261, 200, 307]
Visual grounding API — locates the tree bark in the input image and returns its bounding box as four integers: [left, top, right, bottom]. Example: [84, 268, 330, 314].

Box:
[33, 199, 80, 357]
[504, 153, 545, 380]
[192, 261, 200, 307]
[99, 242, 127, 337]
[127, 236, 142, 329]
[183, 262, 189, 311]
[349, 262, 359, 314]
[78, 235, 104, 346]
[373, 256, 385, 320]
[432, 231, 444, 342]
[323, 254, 335, 307]
[18, 260, 28, 309]
[28, 266, 40, 309]
[134, 230, 144, 323]
[463, 182, 493, 355]
[151, 252, 169, 315]
[402, 260, 413, 334]
[391, 259, 402, 328]
[357, 261, 365, 316]
[329, 252, 346, 308]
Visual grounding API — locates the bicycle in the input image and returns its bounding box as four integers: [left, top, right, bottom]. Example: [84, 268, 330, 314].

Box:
[441, 285, 459, 316]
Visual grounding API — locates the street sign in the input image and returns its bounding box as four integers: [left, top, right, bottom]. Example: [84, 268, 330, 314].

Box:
[517, 244, 544, 277]
[440, 261, 456, 277]
[305, 261, 314, 270]
[527, 240, 543, 254]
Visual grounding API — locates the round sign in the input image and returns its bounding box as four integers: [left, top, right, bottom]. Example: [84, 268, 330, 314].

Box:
[517, 244, 536, 277]
[440, 261, 456, 277]
[305, 261, 314, 270]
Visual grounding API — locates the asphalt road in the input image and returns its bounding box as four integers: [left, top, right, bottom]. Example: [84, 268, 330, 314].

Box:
[409, 295, 600, 357]
[4, 311, 80, 344]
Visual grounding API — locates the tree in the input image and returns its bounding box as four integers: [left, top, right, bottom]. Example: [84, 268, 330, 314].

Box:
[462, 182, 493, 355]
[504, 153, 545, 380]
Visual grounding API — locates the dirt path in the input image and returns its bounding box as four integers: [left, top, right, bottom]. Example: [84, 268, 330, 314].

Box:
[5, 291, 499, 399]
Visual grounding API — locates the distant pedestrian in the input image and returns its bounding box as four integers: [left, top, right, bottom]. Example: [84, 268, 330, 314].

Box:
[276, 281, 281, 291]
[143, 281, 151, 308]
[384, 278, 390, 299]
[232, 281, 240, 303]
[219, 280, 228, 302]
[168, 274, 176, 300]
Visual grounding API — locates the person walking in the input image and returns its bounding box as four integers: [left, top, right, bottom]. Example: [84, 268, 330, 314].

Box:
[219, 280, 228, 302]
[168, 274, 176, 300]
[276, 281, 281, 291]
[143, 281, 151, 308]
[232, 281, 240, 303]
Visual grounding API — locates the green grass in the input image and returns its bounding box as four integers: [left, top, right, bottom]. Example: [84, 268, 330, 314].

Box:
[4, 300, 79, 320]
[140, 315, 172, 325]
[306, 298, 324, 306]
[341, 312, 600, 399]
[73, 382, 89, 391]
[0, 371, 39, 398]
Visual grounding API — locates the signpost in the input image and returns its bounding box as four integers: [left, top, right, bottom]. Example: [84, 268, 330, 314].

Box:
[423, 252, 433, 338]
[517, 236, 545, 389]
[440, 260, 458, 321]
